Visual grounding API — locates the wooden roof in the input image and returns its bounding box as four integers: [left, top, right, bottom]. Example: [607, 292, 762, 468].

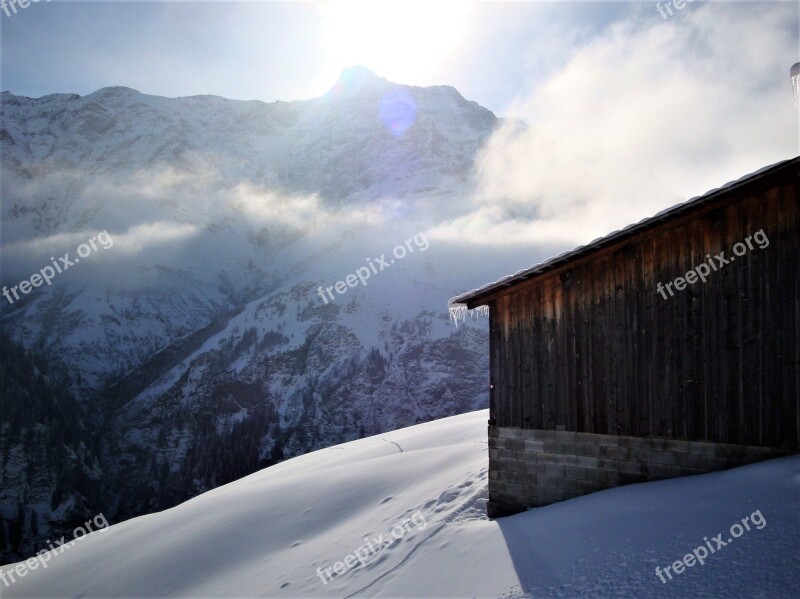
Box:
[450, 156, 799, 308]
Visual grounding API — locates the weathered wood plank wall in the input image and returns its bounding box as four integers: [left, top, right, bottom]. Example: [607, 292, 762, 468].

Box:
[487, 171, 799, 449]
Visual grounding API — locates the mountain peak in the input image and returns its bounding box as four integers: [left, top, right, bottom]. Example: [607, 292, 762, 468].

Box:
[91, 86, 141, 97]
[328, 66, 387, 97]
[339, 65, 382, 82]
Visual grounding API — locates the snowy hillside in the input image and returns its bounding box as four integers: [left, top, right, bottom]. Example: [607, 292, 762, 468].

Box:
[3, 410, 797, 598]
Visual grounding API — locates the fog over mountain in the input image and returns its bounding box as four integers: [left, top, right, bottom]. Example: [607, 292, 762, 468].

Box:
[0, 66, 565, 562]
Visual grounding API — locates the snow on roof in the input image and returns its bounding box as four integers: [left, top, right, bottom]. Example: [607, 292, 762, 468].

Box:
[450, 156, 799, 308]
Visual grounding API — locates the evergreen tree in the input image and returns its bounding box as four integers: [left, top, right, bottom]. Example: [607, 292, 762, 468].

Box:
[30, 510, 39, 538]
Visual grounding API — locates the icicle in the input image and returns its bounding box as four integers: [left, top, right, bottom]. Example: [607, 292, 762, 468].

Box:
[448, 302, 489, 328]
[448, 303, 468, 327]
[792, 63, 800, 106]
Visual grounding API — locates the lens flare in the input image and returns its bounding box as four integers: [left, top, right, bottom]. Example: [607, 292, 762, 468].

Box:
[379, 89, 417, 136]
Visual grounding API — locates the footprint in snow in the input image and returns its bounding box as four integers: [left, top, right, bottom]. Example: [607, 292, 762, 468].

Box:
[436, 489, 460, 505]
[368, 552, 390, 568]
[381, 496, 393, 504]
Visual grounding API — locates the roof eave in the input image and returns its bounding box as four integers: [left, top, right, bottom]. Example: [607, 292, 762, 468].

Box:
[450, 156, 799, 307]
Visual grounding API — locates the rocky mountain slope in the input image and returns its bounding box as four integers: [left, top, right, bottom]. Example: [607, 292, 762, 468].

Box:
[0, 67, 513, 562]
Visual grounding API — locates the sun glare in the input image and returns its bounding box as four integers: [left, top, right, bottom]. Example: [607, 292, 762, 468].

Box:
[320, 0, 471, 85]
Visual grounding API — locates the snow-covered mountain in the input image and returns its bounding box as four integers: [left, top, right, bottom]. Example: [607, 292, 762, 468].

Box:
[1, 65, 498, 387]
[1, 67, 547, 562]
[3, 410, 797, 598]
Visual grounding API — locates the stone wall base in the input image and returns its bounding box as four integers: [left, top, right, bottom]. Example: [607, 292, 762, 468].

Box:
[487, 426, 791, 518]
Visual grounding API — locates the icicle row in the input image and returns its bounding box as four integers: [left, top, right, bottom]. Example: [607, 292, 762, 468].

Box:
[448, 303, 489, 328]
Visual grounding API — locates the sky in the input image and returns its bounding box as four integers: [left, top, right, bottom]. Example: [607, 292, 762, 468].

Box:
[1, 0, 798, 247]
[0, 1, 691, 115]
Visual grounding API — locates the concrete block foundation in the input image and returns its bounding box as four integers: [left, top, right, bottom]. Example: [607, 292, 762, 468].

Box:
[487, 426, 790, 518]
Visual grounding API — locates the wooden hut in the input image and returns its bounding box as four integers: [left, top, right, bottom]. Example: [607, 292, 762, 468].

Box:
[451, 157, 799, 517]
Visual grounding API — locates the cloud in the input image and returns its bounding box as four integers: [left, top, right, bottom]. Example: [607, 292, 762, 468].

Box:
[428, 204, 586, 247]
[226, 181, 398, 233]
[1, 223, 198, 260]
[438, 2, 798, 247]
[0, 162, 408, 288]
[110, 222, 199, 256]
[228, 186, 325, 229]
[1, 231, 101, 259]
